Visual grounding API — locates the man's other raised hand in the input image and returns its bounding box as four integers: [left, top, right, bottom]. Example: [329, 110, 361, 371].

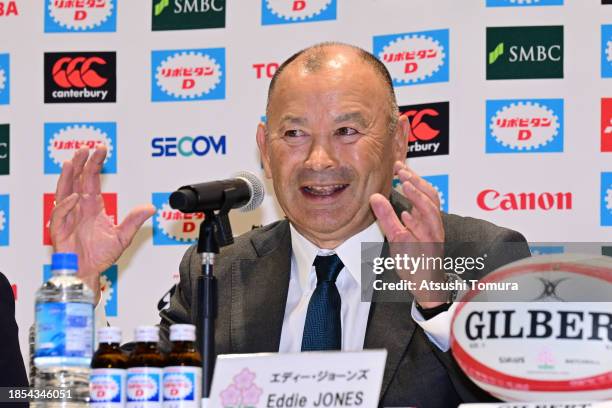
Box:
[49, 145, 155, 303]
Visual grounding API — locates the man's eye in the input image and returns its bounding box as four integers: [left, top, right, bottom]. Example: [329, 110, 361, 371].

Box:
[336, 127, 359, 136]
[284, 129, 305, 138]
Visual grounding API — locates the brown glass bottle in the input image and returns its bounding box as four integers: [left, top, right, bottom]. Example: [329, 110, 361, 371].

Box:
[126, 326, 165, 407]
[163, 324, 202, 407]
[90, 326, 128, 407]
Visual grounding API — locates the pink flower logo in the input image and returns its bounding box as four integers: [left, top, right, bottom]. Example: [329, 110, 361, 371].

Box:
[220, 368, 263, 408]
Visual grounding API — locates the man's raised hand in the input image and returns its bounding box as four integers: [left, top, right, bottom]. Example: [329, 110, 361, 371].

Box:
[369, 161, 447, 308]
[49, 145, 155, 303]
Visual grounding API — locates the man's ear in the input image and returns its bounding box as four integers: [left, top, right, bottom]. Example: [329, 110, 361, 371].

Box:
[393, 113, 409, 163]
[256, 122, 273, 179]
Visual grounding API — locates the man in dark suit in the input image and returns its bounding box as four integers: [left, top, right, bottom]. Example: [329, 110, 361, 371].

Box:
[49, 43, 530, 406]
[0, 272, 28, 388]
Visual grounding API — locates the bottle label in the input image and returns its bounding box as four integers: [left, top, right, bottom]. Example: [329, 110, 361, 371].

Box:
[163, 366, 202, 407]
[34, 302, 93, 364]
[127, 367, 163, 407]
[90, 368, 126, 406]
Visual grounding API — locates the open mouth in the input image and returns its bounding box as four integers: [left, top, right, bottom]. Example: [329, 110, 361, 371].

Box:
[301, 184, 349, 197]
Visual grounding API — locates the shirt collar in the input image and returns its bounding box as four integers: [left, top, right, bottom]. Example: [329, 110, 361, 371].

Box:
[289, 221, 384, 290]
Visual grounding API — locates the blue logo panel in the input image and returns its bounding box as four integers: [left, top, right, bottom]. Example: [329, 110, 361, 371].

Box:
[486, 99, 564, 153]
[261, 0, 337, 25]
[373, 29, 449, 87]
[486, 0, 563, 6]
[602, 25, 612, 78]
[152, 193, 201, 245]
[44, 122, 117, 174]
[0, 54, 10, 105]
[529, 246, 565, 255]
[602, 172, 612, 226]
[423, 175, 449, 213]
[152, 48, 225, 102]
[0, 195, 8, 246]
[44, 0, 117, 32]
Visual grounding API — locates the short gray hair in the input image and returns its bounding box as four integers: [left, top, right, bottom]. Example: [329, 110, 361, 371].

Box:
[266, 42, 399, 135]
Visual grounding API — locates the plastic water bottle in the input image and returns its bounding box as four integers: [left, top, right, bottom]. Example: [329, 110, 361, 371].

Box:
[33, 252, 95, 407]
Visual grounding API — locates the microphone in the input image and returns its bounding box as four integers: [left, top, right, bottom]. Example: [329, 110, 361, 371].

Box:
[169, 171, 265, 213]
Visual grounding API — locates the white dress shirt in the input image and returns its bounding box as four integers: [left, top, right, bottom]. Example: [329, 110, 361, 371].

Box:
[278, 222, 457, 353]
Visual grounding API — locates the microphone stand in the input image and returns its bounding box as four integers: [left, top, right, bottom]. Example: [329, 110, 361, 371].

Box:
[193, 188, 238, 403]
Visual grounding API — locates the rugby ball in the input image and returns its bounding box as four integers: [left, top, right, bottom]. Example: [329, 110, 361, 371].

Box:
[451, 254, 612, 402]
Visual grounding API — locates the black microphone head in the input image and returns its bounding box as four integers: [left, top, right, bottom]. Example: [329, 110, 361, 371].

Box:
[233, 171, 265, 212]
[169, 188, 198, 212]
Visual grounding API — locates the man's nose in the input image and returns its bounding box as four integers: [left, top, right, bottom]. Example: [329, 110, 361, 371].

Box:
[304, 138, 337, 171]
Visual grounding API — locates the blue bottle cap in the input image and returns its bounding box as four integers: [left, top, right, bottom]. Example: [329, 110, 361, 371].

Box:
[51, 252, 78, 271]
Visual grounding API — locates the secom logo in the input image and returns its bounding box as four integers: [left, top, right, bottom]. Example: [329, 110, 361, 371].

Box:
[262, 0, 336, 25]
[374, 29, 449, 87]
[0, 53, 9, 105]
[151, 135, 226, 157]
[152, 192, 203, 245]
[152, 0, 225, 31]
[486, 99, 563, 153]
[0, 194, 8, 246]
[152, 48, 225, 101]
[487, 26, 563, 80]
[602, 25, 612, 78]
[45, 0, 116, 33]
[44, 122, 117, 174]
[44, 264, 118, 316]
[44, 52, 116, 103]
[602, 172, 612, 226]
[486, 0, 563, 6]
[0, 124, 8, 175]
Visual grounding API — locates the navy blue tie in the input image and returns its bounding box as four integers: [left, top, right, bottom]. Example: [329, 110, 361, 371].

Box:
[301, 254, 344, 351]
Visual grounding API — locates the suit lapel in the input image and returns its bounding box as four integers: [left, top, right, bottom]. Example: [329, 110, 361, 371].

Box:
[364, 301, 416, 397]
[230, 221, 292, 353]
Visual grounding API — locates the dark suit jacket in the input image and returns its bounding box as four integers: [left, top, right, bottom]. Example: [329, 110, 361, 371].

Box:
[160, 191, 530, 407]
[0, 272, 28, 388]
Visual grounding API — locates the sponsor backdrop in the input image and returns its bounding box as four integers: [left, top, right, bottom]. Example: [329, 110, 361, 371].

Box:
[0, 0, 610, 366]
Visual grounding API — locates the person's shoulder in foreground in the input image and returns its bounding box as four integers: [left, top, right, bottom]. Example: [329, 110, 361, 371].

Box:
[0, 271, 29, 387]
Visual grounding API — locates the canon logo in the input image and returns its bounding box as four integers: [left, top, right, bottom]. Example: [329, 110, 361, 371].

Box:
[52, 56, 107, 89]
[477, 189, 572, 211]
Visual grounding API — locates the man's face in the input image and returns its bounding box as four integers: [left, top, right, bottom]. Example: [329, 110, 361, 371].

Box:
[257, 49, 407, 247]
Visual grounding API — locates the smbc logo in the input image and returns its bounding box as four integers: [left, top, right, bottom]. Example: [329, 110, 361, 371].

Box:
[151, 135, 226, 157]
[154, 0, 224, 15]
[152, 0, 226, 31]
[487, 26, 563, 79]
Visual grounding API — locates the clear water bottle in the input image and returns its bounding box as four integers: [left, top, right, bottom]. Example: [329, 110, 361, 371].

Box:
[33, 252, 95, 408]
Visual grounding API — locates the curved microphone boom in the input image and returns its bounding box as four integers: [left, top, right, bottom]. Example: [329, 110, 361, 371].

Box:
[169, 171, 265, 213]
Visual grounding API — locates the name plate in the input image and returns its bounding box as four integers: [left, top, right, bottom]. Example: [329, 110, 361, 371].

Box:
[209, 350, 387, 408]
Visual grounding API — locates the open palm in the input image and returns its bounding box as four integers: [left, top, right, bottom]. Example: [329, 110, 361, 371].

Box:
[50, 146, 155, 302]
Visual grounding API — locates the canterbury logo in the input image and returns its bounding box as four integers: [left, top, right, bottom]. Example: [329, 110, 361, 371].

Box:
[489, 42, 504, 64]
[404, 109, 440, 142]
[154, 0, 170, 16]
[52, 56, 108, 89]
